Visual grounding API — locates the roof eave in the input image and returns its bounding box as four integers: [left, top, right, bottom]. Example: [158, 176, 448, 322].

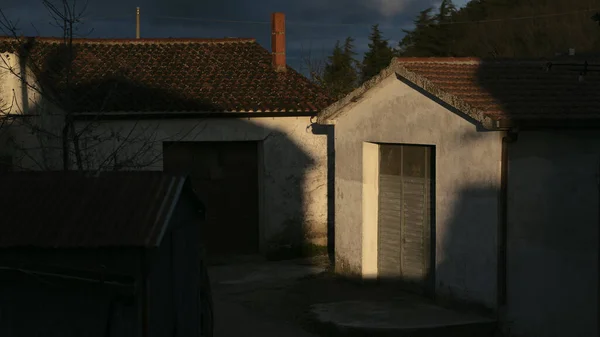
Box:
[317, 62, 400, 125]
[317, 58, 500, 129]
[70, 110, 320, 121]
[392, 61, 498, 130]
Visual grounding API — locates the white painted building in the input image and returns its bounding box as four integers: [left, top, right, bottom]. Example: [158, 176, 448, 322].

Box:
[0, 13, 334, 256]
[318, 57, 599, 337]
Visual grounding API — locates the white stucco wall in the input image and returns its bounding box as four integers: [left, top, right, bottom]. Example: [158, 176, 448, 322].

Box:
[507, 131, 599, 337]
[64, 116, 329, 250]
[0, 52, 63, 168]
[0, 52, 45, 115]
[0, 53, 331, 250]
[331, 75, 502, 308]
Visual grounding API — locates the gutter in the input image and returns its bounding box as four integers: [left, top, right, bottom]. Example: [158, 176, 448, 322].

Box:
[71, 111, 318, 121]
[498, 129, 518, 325]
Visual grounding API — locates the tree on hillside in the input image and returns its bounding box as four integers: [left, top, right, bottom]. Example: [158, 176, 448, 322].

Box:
[437, 0, 457, 21]
[399, 0, 600, 58]
[398, 1, 458, 57]
[0, 0, 191, 172]
[435, 0, 458, 55]
[361, 24, 395, 83]
[398, 7, 437, 56]
[322, 37, 358, 99]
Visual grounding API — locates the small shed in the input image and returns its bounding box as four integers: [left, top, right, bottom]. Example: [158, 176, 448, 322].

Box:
[0, 171, 207, 337]
[318, 57, 600, 337]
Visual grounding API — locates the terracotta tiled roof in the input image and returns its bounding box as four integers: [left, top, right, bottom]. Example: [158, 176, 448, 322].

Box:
[0, 171, 197, 248]
[0, 37, 332, 113]
[319, 56, 600, 127]
[395, 57, 600, 122]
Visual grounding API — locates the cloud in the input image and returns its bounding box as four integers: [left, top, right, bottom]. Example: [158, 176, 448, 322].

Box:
[0, 0, 449, 74]
[366, 0, 412, 17]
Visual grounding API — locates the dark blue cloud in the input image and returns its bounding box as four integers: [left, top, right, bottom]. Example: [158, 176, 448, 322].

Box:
[0, 0, 471, 72]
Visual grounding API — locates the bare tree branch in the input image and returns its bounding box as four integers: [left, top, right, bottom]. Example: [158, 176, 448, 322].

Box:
[0, 1, 207, 173]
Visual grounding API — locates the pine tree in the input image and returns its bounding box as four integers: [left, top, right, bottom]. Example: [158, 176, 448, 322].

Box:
[399, 0, 600, 58]
[398, 1, 458, 57]
[437, 0, 457, 23]
[322, 37, 358, 99]
[360, 25, 394, 83]
[398, 8, 436, 56]
[435, 0, 457, 55]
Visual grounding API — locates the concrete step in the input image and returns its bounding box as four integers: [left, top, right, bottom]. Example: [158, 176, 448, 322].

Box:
[308, 300, 497, 337]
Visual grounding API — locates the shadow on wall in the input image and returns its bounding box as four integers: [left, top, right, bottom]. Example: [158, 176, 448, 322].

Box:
[1, 41, 334, 260]
[311, 123, 335, 264]
[434, 185, 499, 314]
[473, 57, 600, 335]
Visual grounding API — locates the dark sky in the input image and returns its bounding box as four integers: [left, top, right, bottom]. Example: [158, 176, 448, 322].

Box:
[0, 0, 470, 72]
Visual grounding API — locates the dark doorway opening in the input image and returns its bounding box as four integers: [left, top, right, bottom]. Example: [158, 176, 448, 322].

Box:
[163, 141, 260, 256]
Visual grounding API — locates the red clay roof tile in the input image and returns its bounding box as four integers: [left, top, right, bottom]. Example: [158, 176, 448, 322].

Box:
[395, 57, 600, 121]
[0, 37, 333, 113]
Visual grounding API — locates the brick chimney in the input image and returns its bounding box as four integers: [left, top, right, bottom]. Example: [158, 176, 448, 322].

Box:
[271, 12, 286, 72]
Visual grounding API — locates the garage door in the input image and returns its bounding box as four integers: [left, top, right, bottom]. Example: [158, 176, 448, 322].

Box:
[377, 144, 433, 293]
[163, 141, 259, 255]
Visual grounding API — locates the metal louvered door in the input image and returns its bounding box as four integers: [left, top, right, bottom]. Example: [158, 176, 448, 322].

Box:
[378, 144, 432, 293]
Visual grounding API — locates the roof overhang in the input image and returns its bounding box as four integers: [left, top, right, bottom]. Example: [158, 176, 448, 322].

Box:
[316, 63, 399, 125]
[71, 110, 319, 121]
[317, 58, 497, 129]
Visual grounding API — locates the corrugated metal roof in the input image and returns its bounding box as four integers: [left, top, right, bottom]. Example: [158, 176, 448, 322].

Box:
[0, 171, 191, 248]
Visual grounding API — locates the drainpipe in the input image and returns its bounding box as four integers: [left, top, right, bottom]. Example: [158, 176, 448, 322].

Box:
[498, 129, 518, 325]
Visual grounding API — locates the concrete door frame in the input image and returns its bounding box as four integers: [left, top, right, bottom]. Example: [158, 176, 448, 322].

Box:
[362, 142, 380, 278]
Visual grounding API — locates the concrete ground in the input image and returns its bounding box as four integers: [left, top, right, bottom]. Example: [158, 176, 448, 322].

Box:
[214, 299, 318, 337]
[208, 256, 497, 337]
[209, 255, 328, 337]
[310, 300, 497, 337]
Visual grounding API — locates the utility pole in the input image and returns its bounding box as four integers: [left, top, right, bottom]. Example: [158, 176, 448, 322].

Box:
[136, 7, 140, 39]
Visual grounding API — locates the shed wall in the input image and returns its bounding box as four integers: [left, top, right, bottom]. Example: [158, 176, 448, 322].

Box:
[507, 131, 599, 337]
[333, 76, 502, 307]
[148, 195, 203, 337]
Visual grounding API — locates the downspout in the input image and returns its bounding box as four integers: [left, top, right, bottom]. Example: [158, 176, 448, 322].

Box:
[498, 129, 518, 325]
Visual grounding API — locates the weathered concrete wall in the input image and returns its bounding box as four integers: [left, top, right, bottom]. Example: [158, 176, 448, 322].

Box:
[69, 116, 329, 251]
[332, 75, 502, 308]
[507, 131, 599, 337]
